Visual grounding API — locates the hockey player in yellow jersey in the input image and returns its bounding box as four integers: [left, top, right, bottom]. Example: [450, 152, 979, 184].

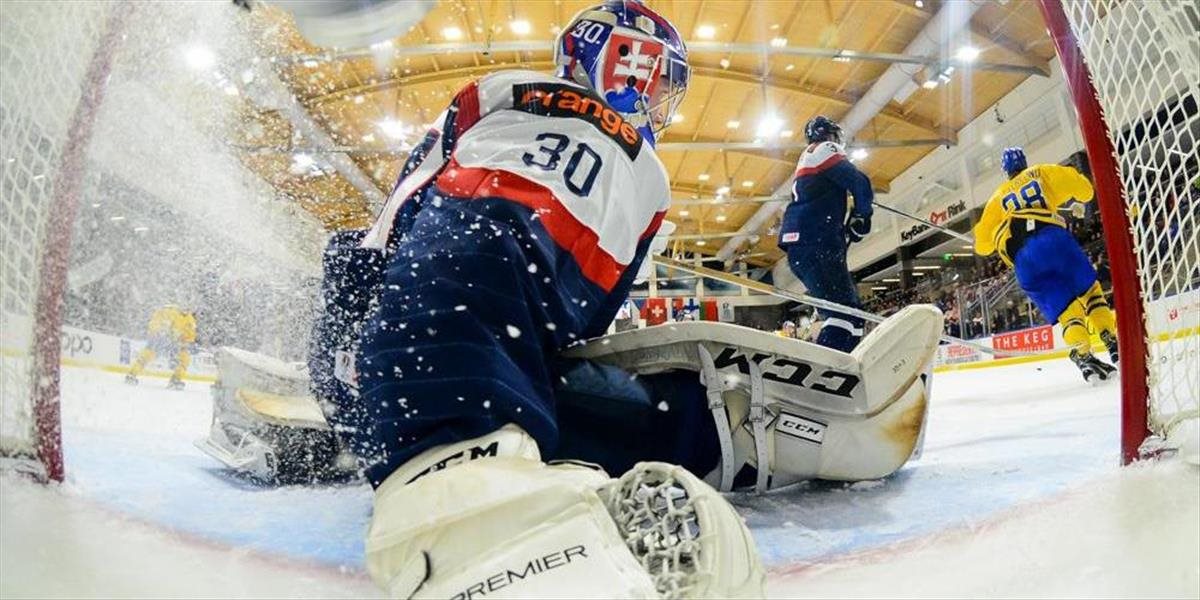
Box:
[974, 147, 1119, 382]
[125, 305, 197, 389]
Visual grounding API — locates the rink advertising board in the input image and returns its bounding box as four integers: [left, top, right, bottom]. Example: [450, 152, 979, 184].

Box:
[992, 324, 1055, 353]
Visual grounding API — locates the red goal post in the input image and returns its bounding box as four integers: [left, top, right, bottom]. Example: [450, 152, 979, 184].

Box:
[0, 3, 132, 482]
[1037, 0, 1199, 464]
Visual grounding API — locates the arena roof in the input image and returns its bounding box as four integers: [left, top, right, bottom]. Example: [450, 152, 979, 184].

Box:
[236, 0, 1058, 267]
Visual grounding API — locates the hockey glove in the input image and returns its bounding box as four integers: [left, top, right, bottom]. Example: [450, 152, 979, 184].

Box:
[846, 212, 872, 243]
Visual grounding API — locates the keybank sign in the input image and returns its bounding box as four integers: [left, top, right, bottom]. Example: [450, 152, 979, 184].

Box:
[900, 200, 968, 243]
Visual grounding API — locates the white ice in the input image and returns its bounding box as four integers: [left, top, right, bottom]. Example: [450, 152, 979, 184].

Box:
[2, 358, 1197, 598]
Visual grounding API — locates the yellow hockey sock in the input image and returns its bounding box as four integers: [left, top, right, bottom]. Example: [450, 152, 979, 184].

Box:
[129, 348, 154, 377]
[1058, 301, 1092, 355]
[1082, 281, 1116, 339]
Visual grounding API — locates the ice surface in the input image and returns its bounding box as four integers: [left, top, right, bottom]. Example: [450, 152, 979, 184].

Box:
[2, 359, 1197, 597]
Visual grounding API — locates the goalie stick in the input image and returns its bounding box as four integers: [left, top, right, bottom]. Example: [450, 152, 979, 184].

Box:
[651, 255, 1061, 358]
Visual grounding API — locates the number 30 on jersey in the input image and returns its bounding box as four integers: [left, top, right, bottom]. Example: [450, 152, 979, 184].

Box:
[522, 132, 604, 197]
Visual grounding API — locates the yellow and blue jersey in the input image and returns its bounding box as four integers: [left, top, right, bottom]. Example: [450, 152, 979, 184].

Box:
[973, 163, 1094, 266]
[147, 305, 196, 344]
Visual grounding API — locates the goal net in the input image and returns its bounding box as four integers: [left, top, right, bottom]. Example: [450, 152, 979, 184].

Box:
[1, 2, 119, 480]
[2, 1, 324, 481]
[1040, 0, 1199, 462]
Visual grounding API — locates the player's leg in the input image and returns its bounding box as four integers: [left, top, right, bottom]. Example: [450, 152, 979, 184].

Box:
[1014, 226, 1114, 382]
[126, 339, 159, 383]
[168, 345, 190, 389]
[1081, 281, 1118, 362]
[785, 244, 865, 352]
[354, 200, 605, 487]
[364, 424, 764, 598]
[551, 359, 721, 477]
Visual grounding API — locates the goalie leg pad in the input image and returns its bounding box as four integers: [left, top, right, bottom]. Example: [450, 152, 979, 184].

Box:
[367, 425, 764, 598]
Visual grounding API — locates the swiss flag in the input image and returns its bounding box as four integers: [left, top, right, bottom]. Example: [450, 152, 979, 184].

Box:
[702, 300, 719, 321]
[644, 297, 669, 326]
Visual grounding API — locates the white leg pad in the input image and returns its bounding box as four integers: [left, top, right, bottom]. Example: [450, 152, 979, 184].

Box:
[365, 425, 765, 598]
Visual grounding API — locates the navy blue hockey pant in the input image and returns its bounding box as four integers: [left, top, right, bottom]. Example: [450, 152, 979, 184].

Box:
[315, 199, 721, 488]
[785, 243, 865, 352]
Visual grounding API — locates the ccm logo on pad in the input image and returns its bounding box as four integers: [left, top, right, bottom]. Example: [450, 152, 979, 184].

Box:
[776, 412, 827, 444]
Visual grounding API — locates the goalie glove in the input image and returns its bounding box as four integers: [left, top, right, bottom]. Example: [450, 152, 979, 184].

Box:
[845, 211, 872, 243]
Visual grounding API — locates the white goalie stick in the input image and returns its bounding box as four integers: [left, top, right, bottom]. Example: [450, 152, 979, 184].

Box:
[651, 255, 1062, 358]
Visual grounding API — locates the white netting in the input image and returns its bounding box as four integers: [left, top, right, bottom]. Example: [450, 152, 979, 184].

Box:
[0, 2, 113, 468]
[1061, 1, 1200, 445]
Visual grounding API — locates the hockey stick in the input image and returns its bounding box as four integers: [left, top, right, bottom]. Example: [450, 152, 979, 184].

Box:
[871, 201, 976, 245]
[652, 255, 1056, 358]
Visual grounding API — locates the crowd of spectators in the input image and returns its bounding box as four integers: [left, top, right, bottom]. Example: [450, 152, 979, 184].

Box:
[857, 205, 1120, 340]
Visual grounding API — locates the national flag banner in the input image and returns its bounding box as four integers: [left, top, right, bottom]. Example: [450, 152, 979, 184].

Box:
[702, 300, 719, 321]
[671, 297, 685, 321]
[718, 301, 736, 322]
[615, 298, 639, 321]
[644, 297, 669, 326]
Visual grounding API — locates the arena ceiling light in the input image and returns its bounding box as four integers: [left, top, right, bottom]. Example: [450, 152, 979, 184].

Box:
[696, 24, 716, 40]
[726, 120, 741, 130]
[770, 37, 788, 48]
[695, 240, 707, 246]
[671, 113, 685, 124]
[509, 20, 531, 36]
[913, 265, 942, 270]
[442, 26, 464, 41]
[780, 130, 794, 138]
[184, 45, 216, 70]
[851, 148, 870, 161]
[698, 173, 710, 181]
[955, 46, 981, 63]
[379, 119, 406, 139]
[679, 209, 690, 217]
[755, 115, 784, 138]
[742, 180, 755, 188]
[292, 153, 315, 169]
[715, 214, 727, 222]
[716, 185, 731, 195]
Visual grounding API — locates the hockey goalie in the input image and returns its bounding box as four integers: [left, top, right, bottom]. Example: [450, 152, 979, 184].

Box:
[250, 2, 941, 597]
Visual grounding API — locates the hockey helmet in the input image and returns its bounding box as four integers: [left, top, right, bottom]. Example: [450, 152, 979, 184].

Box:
[1001, 147, 1028, 177]
[554, 1, 689, 144]
[805, 115, 843, 145]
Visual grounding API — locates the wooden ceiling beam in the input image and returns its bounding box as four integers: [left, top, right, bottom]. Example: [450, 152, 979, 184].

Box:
[968, 21, 1048, 70]
[689, 66, 947, 138]
[277, 41, 1047, 77]
[308, 61, 556, 106]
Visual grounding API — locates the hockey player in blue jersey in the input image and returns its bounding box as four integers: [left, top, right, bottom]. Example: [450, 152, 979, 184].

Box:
[777, 116, 874, 352]
[308, 3, 766, 596]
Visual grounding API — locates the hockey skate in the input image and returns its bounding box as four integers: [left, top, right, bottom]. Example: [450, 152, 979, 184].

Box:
[124, 373, 139, 385]
[1070, 349, 1117, 384]
[167, 375, 185, 390]
[1100, 330, 1119, 364]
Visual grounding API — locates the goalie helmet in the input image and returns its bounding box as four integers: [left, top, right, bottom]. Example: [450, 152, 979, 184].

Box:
[554, 1, 689, 145]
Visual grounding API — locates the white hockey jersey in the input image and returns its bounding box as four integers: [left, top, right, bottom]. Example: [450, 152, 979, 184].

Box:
[362, 69, 670, 294]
